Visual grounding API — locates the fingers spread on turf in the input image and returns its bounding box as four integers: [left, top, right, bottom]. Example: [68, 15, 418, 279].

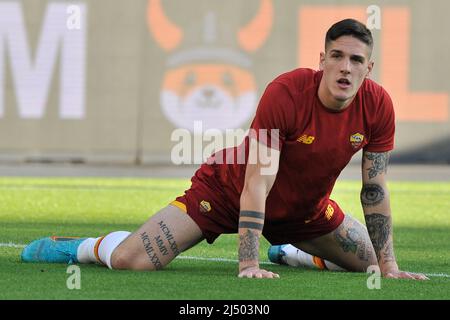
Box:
[411, 273, 430, 281]
[402, 271, 431, 281]
[385, 271, 430, 281]
[259, 269, 279, 278]
[238, 268, 280, 279]
[400, 272, 415, 279]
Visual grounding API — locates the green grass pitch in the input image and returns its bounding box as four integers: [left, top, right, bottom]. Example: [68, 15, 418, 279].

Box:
[0, 177, 449, 300]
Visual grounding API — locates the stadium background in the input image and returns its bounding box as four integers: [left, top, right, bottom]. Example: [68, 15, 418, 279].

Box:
[1, 0, 449, 166]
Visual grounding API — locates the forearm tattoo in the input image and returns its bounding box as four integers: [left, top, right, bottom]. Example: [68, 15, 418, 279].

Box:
[239, 229, 259, 262]
[239, 210, 265, 219]
[364, 152, 389, 179]
[365, 213, 395, 262]
[360, 184, 385, 207]
[333, 223, 373, 262]
[239, 210, 264, 231]
[238, 211, 264, 263]
[239, 221, 264, 230]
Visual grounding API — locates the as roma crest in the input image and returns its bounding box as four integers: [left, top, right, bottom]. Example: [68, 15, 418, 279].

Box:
[350, 133, 364, 149]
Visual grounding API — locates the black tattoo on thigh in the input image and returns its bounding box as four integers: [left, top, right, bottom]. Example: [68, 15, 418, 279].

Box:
[154, 235, 169, 256]
[140, 232, 163, 269]
[364, 152, 389, 179]
[158, 220, 180, 255]
[334, 226, 372, 262]
[360, 184, 385, 207]
[365, 213, 394, 262]
[239, 229, 259, 262]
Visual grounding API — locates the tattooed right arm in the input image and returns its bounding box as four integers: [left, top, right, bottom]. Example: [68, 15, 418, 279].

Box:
[361, 150, 399, 273]
[238, 211, 264, 272]
[364, 213, 395, 263]
[238, 138, 280, 278]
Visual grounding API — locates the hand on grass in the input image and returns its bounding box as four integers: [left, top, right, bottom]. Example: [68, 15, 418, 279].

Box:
[238, 266, 279, 279]
[384, 270, 429, 280]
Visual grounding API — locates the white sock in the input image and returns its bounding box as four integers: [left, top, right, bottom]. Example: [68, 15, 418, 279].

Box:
[281, 244, 345, 271]
[76, 231, 131, 269]
[77, 237, 101, 264]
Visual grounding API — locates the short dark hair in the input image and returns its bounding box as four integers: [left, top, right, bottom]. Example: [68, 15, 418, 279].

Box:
[325, 19, 373, 52]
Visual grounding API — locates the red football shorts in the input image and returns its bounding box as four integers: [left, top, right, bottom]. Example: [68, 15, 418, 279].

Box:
[170, 164, 345, 245]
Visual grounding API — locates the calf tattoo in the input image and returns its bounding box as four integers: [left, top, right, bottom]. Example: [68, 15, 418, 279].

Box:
[360, 184, 385, 207]
[365, 213, 395, 262]
[364, 152, 389, 179]
[239, 229, 259, 262]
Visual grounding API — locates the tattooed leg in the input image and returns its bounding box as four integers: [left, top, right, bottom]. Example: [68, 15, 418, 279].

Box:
[293, 214, 378, 272]
[238, 211, 265, 271]
[110, 205, 204, 270]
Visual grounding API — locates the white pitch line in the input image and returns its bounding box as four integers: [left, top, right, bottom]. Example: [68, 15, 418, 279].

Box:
[2, 242, 449, 278]
[177, 255, 274, 266]
[423, 273, 450, 278]
[0, 242, 26, 248]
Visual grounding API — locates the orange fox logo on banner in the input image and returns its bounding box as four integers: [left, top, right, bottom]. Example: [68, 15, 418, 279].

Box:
[147, 0, 273, 132]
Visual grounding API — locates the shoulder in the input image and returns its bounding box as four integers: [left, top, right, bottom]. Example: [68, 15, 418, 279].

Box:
[271, 68, 320, 95]
[359, 78, 394, 115]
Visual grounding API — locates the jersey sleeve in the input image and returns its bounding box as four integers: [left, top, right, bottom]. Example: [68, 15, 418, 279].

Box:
[249, 81, 296, 151]
[364, 88, 396, 152]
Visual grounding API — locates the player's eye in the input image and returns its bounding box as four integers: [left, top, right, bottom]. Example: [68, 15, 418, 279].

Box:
[351, 57, 364, 64]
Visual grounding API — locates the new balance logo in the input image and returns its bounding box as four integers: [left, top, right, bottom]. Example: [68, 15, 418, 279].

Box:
[297, 134, 315, 144]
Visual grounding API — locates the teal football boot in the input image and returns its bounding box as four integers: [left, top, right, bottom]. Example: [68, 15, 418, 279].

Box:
[21, 236, 86, 264]
[267, 244, 288, 265]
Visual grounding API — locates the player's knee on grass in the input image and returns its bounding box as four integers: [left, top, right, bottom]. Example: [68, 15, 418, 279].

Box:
[109, 205, 204, 271]
[110, 245, 139, 270]
[110, 241, 169, 271]
[333, 214, 378, 272]
[296, 214, 378, 273]
[341, 254, 379, 273]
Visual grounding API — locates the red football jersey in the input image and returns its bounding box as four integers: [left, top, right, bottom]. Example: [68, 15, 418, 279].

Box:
[208, 68, 395, 231]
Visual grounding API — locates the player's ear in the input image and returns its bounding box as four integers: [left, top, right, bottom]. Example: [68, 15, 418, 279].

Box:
[366, 60, 374, 78]
[319, 52, 325, 70]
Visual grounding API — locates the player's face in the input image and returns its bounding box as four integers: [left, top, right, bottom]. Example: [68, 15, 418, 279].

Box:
[318, 35, 374, 110]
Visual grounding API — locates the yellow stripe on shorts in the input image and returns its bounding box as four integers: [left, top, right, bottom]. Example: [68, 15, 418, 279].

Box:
[170, 200, 187, 213]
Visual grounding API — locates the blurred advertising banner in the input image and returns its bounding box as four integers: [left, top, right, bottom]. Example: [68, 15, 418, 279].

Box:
[1, 0, 449, 164]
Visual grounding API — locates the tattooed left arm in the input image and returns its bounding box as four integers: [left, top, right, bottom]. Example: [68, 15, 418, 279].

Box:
[361, 151, 428, 280]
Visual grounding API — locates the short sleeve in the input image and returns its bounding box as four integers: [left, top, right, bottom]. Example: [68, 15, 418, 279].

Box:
[249, 82, 296, 151]
[364, 88, 395, 152]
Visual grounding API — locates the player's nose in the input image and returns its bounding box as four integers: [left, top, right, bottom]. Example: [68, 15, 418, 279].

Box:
[340, 58, 351, 74]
